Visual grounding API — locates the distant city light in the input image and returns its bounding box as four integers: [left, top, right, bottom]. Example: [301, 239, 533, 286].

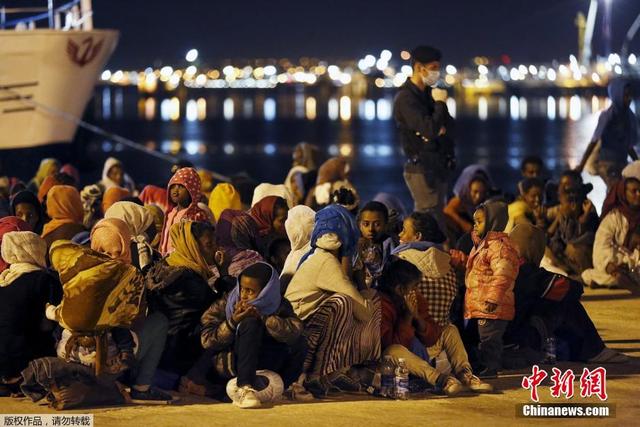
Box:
[401, 65, 413, 76]
[380, 49, 392, 61]
[195, 74, 207, 87]
[264, 143, 276, 155]
[100, 47, 636, 96]
[363, 55, 376, 68]
[223, 143, 235, 155]
[186, 49, 198, 62]
[376, 58, 388, 71]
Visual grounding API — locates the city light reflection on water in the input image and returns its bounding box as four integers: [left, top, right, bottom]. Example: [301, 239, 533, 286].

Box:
[94, 88, 618, 207]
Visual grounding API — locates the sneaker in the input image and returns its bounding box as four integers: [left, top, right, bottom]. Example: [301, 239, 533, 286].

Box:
[458, 369, 494, 393]
[130, 386, 174, 404]
[442, 376, 463, 396]
[284, 382, 315, 402]
[233, 386, 261, 409]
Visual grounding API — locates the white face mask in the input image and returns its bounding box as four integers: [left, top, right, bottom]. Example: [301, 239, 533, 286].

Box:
[422, 70, 440, 87]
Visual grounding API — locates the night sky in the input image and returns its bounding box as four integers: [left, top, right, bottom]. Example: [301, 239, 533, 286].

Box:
[11, 0, 640, 67]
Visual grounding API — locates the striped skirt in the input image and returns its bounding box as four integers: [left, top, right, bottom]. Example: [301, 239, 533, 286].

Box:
[303, 293, 381, 377]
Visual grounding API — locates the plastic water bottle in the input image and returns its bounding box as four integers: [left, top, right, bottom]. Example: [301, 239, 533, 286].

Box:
[394, 358, 410, 400]
[544, 337, 557, 364]
[380, 355, 395, 398]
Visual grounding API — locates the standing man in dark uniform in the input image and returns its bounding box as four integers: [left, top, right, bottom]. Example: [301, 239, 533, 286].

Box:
[394, 45, 455, 225]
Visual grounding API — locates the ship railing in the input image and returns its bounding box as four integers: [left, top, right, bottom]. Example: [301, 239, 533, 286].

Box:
[0, 0, 94, 31]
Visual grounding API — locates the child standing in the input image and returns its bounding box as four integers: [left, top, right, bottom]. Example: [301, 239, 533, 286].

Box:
[461, 201, 520, 377]
[160, 167, 210, 256]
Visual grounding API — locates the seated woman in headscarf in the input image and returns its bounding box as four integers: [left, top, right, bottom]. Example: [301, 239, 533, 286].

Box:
[41, 185, 86, 249]
[216, 195, 288, 259]
[139, 185, 169, 214]
[159, 167, 211, 256]
[0, 231, 61, 395]
[286, 143, 320, 206]
[444, 165, 491, 240]
[0, 217, 32, 273]
[80, 184, 104, 230]
[102, 186, 131, 215]
[105, 201, 159, 271]
[146, 221, 228, 376]
[46, 221, 172, 403]
[26, 158, 60, 194]
[37, 172, 76, 204]
[143, 204, 164, 251]
[545, 186, 598, 277]
[582, 161, 640, 290]
[99, 157, 136, 194]
[304, 157, 353, 210]
[280, 205, 315, 292]
[508, 223, 628, 364]
[504, 178, 546, 233]
[285, 204, 378, 396]
[10, 190, 45, 234]
[252, 183, 295, 209]
[209, 183, 242, 223]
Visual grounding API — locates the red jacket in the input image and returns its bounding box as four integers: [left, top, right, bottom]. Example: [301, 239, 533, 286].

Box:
[380, 292, 442, 350]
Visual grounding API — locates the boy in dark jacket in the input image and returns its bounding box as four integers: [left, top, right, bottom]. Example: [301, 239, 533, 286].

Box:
[199, 262, 309, 408]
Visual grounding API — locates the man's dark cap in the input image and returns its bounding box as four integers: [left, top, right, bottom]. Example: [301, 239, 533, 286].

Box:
[410, 45, 442, 65]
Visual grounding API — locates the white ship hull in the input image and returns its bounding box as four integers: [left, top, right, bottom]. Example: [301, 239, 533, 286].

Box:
[0, 29, 118, 149]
